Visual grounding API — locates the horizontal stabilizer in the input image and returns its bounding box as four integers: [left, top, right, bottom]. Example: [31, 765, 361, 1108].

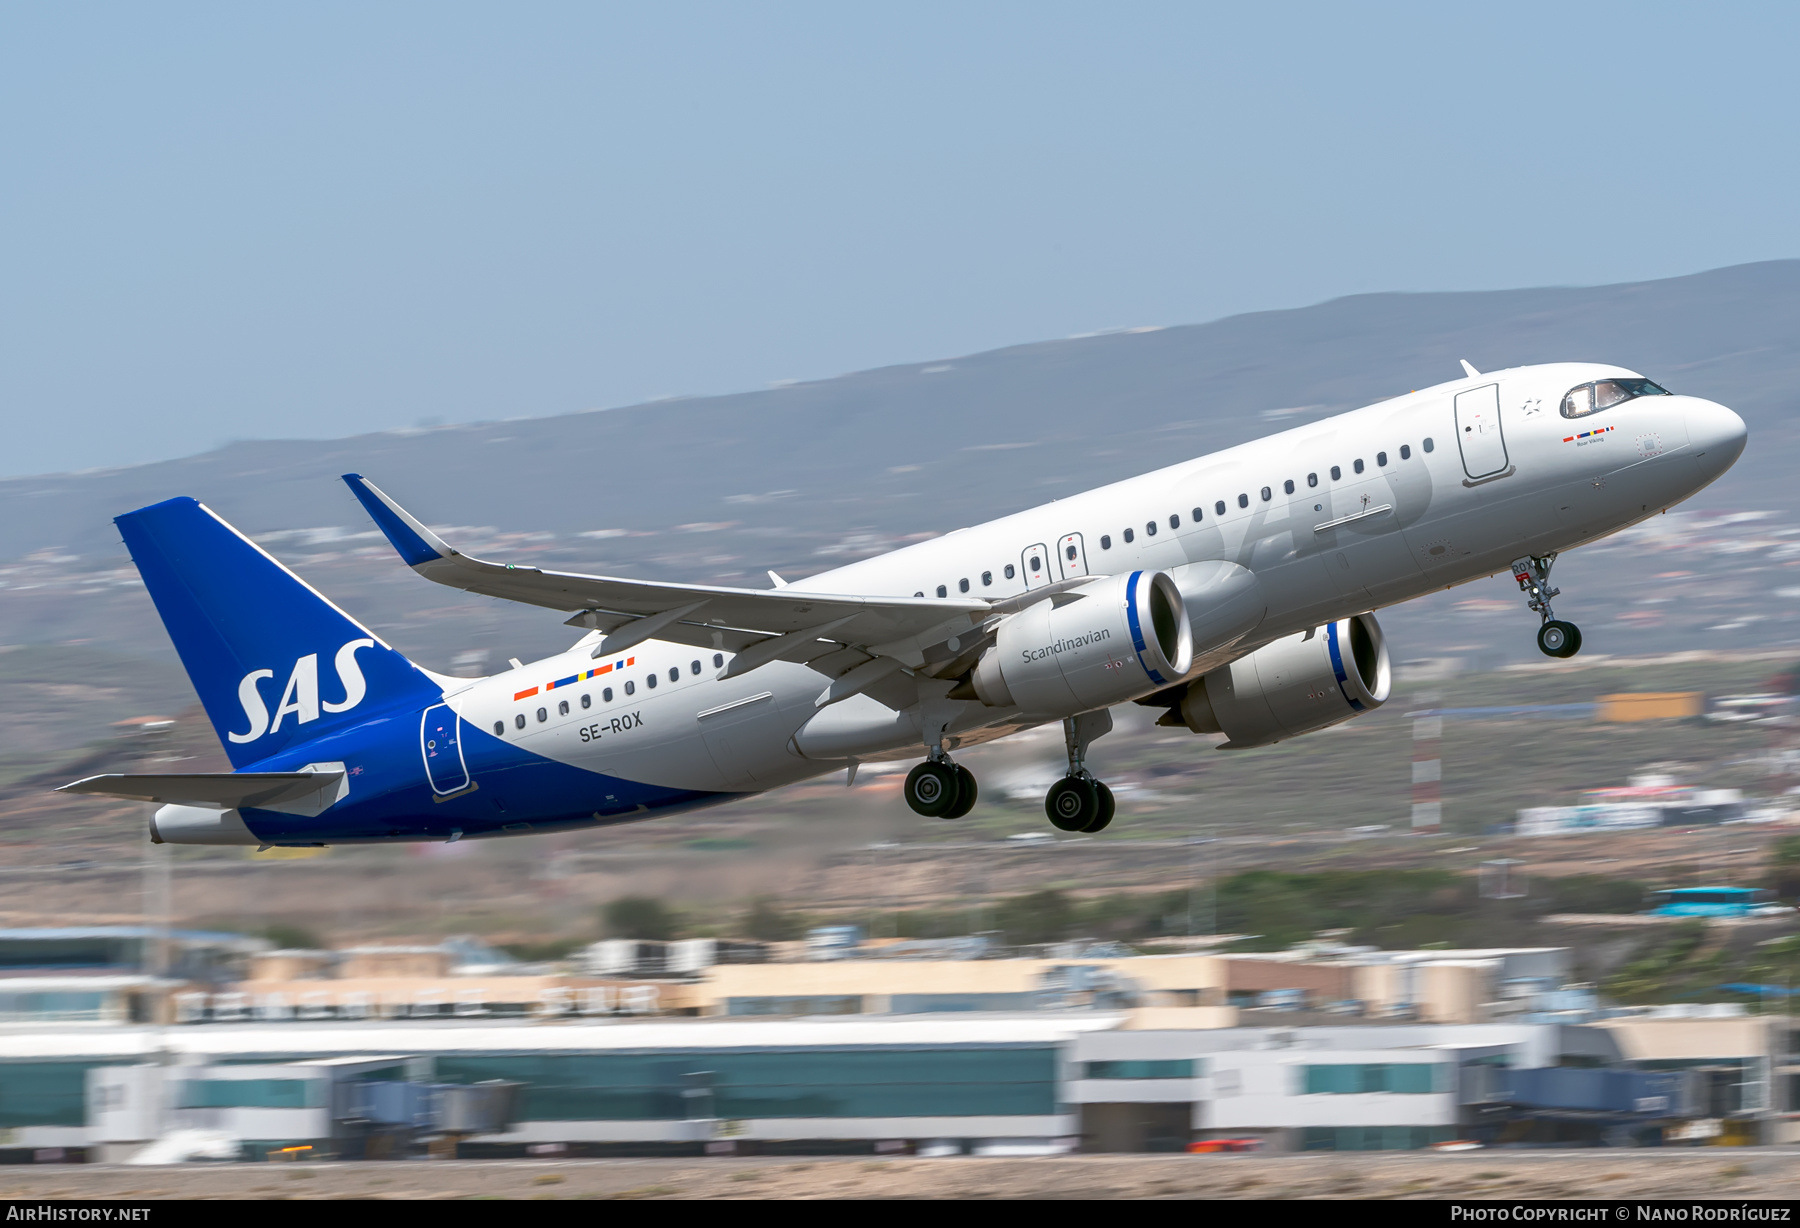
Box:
[60, 771, 345, 812]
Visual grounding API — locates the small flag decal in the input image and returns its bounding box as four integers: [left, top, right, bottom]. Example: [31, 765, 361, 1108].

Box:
[1563, 425, 1614, 444]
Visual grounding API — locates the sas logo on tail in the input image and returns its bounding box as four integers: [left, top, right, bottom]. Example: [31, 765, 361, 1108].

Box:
[229, 638, 376, 744]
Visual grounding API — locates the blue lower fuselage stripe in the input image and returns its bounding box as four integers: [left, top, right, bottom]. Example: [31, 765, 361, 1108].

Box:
[237, 714, 727, 844]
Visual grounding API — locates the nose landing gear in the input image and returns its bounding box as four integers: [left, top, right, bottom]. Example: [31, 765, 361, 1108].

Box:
[1512, 554, 1582, 659]
[1045, 711, 1117, 833]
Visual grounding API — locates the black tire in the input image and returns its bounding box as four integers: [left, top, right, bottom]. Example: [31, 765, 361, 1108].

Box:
[1082, 781, 1116, 833]
[942, 765, 978, 819]
[904, 762, 960, 817]
[1538, 620, 1581, 659]
[1046, 776, 1099, 832]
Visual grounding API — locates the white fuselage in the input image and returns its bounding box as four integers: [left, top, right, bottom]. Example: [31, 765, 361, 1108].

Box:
[438, 362, 1746, 795]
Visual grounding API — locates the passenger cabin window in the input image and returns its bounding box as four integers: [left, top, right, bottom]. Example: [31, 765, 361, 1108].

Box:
[1005, 563, 1017, 577]
[936, 584, 947, 598]
[514, 714, 526, 730]
[581, 692, 592, 709]
[1099, 535, 1111, 550]
[646, 673, 657, 689]
[1065, 544, 1077, 560]
[1191, 507, 1204, 522]
[1237, 493, 1248, 508]
[536, 707, 547, 722]
[1423, 437, 1435, 453]
[1123, 528, 1135, 543]
[981, 570, 992, 586]
[1376, 451, 1388, 467]
[1215, 500, 1226, 516]
[1562, 377, 1669, 418]
[1353, 458, 1365, 474]
[1399, 445, 1411, 460]
[624, 681, 635, 696]
[1330, 465, 1341, 480]
[1283, 479, 1295, 494]
[1145, 521, 1157, 536]
[958, 578, 970, 593]
[1308, 473, 1318, 487]
[669, 667, 680, 683]
[1169, 514, 1180, 530]
[712, 653, 724, 668]
[1030, 555, 1041, 570]
[1260, 486, 1272, 501]
[558, 699, 569, 715]
[690, 660, 701, 675]
[493, 720, 505, 736]
[604, 686, 614, 702]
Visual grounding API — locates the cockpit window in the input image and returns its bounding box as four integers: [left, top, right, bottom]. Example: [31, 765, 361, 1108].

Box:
[1560, 377, 1670, 419]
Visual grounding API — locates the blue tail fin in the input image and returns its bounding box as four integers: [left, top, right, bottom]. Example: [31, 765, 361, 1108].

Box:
[116, 497, 443, 769]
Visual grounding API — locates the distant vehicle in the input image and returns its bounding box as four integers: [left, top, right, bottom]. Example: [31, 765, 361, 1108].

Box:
[1187, 1138, 1262, 1154]
[1648, 887, 1786, 918]
[60, 365, 1746, 846]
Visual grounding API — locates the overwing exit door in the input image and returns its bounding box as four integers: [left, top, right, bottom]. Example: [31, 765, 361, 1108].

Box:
[421, 704, 471, 796]
[1057, 533, 1089, 579]
[1454, 384, 1509, 478]
[1021, 544, 1051, 589]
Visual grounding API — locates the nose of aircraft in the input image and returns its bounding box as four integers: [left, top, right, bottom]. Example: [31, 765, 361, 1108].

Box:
[1684, 397, 1748, 481]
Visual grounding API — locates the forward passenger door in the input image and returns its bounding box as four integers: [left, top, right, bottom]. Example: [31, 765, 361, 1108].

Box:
[1057, 533, 1089, 580]
[1454, 384, 1510, 479]
[1021, 544, 1052, 589]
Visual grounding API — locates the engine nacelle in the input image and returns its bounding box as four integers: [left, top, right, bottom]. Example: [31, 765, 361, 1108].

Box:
[1171, 613, 1391, 748]
[964, 570, 1193, 716]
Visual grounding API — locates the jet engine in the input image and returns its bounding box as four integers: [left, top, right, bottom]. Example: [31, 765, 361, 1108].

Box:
[1162, 613, 1390, 748]
[956, 570, 1193, 716]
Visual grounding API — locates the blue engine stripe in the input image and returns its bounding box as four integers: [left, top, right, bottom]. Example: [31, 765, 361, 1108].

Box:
[1123, 571, 1167, 687]
[1325, 620, 1366, 712]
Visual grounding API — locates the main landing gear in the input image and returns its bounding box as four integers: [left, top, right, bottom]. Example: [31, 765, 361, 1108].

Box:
[1512, 553, 1582, 660]
[904, 756, 978, 820]
[1045, 711, 1116, 834]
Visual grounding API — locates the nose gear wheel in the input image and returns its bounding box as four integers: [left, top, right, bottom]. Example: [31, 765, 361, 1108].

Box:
[1538, 620, 1582, 659]
[1512, 554, 1582, 659]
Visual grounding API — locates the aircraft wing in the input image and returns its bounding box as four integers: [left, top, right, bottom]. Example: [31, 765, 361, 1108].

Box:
[342, 474, 992, 668]
[59, 771, 344, 811]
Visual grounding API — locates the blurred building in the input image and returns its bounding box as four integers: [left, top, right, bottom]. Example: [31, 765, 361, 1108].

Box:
[1596, 693, 1705, 722]
[1515, 770, 1752, 836]
[173, 941, 702, 1025]
[0, 927, 265, 1027]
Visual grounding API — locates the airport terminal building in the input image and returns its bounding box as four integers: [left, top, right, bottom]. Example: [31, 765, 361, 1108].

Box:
[0, 1012, 1735, 1159]
[0, 929, 1787, 1159]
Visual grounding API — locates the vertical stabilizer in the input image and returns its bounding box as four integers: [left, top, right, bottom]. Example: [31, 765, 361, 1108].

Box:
[115, 497, 442, 768]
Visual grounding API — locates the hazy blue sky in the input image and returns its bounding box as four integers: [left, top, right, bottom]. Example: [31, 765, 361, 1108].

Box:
[4, 3, 1798, 476]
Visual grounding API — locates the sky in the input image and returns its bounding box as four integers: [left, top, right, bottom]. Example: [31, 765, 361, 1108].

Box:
[3, 2, 1798, 477]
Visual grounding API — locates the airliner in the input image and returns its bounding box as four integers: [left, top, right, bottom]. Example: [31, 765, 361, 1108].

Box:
[63, 361, 1746, 846]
